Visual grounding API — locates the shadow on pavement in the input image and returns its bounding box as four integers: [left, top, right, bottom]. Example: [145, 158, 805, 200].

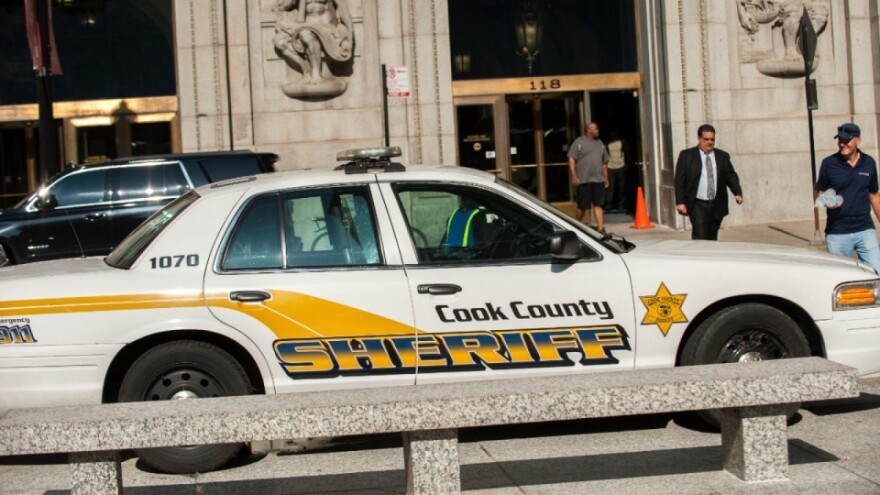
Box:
[803, 392, 880, 416]
[43, 441, 839, 495]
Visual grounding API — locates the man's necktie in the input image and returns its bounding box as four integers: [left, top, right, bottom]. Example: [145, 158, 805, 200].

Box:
[705, 153, 716, 200]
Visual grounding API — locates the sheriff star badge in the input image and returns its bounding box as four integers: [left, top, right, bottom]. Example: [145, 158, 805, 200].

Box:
[639, 282, 688, 336]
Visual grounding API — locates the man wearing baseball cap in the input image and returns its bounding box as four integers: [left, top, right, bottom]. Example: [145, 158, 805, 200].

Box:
[815, 122, 880, 273]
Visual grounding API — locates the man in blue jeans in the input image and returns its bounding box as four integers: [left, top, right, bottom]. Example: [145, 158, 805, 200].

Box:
[815, 123, 880, 273]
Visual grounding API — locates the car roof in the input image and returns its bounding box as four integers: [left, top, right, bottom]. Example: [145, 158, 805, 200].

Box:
[78, 150, 277, 169]
[195, 163, 499, 199]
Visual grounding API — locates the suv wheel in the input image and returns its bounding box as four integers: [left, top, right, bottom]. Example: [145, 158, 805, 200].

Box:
[0, 245, 10, 267]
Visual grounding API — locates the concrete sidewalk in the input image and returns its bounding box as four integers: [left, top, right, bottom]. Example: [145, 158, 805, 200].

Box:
[605, 213, 830, 247]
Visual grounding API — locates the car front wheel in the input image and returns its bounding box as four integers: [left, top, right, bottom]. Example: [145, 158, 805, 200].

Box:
[118, 340, 253, 474]
[680, 303, 811, 427]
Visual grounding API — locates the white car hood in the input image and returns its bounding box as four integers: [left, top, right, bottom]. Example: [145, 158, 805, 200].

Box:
[626, 239, 874, 274]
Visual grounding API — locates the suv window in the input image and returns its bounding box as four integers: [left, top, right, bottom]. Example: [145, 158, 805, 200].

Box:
[49, 168, 109, 207]
[222, 186, 381, 270]
[184, 157, 265, 188]
[115, 163, 188, 201]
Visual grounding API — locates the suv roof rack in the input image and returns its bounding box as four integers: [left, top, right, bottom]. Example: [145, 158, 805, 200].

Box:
[335, 147, 405, 174]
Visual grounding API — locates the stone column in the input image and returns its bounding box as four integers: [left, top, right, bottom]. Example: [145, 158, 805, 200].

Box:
[173, 0, 233, 152]
[403, 429, 460, 494]
[69, 451, 122, 495]
[720, 405, 789, 482]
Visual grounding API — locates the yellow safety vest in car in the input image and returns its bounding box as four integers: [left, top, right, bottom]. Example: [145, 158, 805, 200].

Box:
[443, 206, 485, 248]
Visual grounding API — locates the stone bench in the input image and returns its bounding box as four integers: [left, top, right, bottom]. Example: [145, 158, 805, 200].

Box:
[0, 357, 858, 494]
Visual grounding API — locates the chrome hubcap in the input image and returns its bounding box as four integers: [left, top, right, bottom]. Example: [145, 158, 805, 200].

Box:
[171, 390, 200, 400]
[737, 352, 763, 363]
[718, 329, 788, 363]
[144, 369, 223, 401]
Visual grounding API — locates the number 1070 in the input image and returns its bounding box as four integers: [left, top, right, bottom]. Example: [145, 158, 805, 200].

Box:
[149, 255, 200, 269]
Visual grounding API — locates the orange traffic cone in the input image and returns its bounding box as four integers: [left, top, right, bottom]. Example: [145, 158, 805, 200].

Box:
[630, 186, 655, 229]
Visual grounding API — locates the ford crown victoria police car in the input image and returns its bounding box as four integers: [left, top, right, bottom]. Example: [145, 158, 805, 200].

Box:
[1, 148, 879, 473]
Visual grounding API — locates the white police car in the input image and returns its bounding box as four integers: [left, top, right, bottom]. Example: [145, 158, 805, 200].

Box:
[2, 147, 879, 473]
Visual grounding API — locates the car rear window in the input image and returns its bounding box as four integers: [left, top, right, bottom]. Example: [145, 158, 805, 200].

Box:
[105, 191, 200, 269]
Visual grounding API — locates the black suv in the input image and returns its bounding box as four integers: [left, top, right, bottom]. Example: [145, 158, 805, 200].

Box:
[0, 150, 277, 266]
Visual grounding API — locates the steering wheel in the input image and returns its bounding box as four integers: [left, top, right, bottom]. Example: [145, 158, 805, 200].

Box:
[510, 223, 553, 258]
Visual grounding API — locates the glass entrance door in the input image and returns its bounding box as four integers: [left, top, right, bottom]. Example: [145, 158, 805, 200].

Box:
[507, 92, 582, 203]
[587, 90, 641, 214]
[455, 97, 504, 175]
[455, 89, 642, 218]
[0, 126, 32, 208]
[455, 92, 582, 206]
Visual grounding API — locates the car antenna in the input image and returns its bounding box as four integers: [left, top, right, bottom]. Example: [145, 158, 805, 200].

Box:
[61, 207, 86, 258]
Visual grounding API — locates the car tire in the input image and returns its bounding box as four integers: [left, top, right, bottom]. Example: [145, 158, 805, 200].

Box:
[680, 303, 811, 428]
[118, 340, 253, 474]
[0, 245, 10, 267]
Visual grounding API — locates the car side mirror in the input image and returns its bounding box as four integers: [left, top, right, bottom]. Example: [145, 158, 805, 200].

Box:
[37, 193, 58, 211]
[550, 230, 581, 261]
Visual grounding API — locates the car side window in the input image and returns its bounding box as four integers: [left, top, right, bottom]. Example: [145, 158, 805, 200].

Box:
[115, 163, 188, 201]
[223, 195, 283, 270]
[282, 186, 381, 267]
[221, 186, 381, 271]
[393, 183, 560, 264]
[48, 169, 109, 207]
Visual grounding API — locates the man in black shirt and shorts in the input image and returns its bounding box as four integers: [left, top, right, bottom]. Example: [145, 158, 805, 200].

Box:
[568, 122, 610, 232]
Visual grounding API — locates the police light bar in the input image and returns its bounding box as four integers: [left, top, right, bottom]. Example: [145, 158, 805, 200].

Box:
[335, 147, 405, 174]
[336, 147, 402, 162]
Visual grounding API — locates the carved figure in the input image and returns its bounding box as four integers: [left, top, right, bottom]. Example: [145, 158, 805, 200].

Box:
[737, 0, 830, 77]
[273, 0, 354, 98]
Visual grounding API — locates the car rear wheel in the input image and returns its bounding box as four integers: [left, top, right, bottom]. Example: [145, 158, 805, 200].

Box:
[680, 303, 811, 427]
[118, 340, 253, 474]
[0, 245, 10, 267]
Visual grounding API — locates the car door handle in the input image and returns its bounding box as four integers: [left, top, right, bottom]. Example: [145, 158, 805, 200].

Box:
[229, 291, 272, 302]
[417, 284, 462, 295]
[84, 213, 107, 221]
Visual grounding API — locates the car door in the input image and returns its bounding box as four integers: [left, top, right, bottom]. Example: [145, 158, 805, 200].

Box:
[379, 179, 637, 385]
[21, 167, 112, 262]
[203, 181, 418, 395]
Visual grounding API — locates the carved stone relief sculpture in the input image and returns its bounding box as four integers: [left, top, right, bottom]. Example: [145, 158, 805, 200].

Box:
[737, 0, 830, 77]
[273, 0, 354, 99]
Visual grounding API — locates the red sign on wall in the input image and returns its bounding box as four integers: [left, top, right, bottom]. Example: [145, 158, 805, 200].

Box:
[385, 66, 410, 98]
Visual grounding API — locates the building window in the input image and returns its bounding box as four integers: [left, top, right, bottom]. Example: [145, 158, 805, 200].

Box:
[449, 0, 637, 80]
[0, 0, 174, 105]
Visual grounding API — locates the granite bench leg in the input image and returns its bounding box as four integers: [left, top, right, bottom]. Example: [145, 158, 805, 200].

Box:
[69, 451, 122, 495]
[720, 405, 789, 482]
[403, 429, 460, 495]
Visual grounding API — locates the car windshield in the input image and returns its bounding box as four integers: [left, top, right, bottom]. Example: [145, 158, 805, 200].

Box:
[494, 176, 635, 253]
[105, 191, 200, 269]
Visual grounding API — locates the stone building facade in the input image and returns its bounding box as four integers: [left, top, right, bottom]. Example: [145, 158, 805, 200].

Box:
[174, 0, 455, 171]
[173, 0, 880, 229]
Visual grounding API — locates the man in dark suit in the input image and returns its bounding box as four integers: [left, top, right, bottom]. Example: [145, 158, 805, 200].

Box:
[674, 124, 743, 240]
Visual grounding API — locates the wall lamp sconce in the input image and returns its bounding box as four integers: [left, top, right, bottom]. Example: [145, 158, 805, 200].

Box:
[514, 0, 543, 74]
